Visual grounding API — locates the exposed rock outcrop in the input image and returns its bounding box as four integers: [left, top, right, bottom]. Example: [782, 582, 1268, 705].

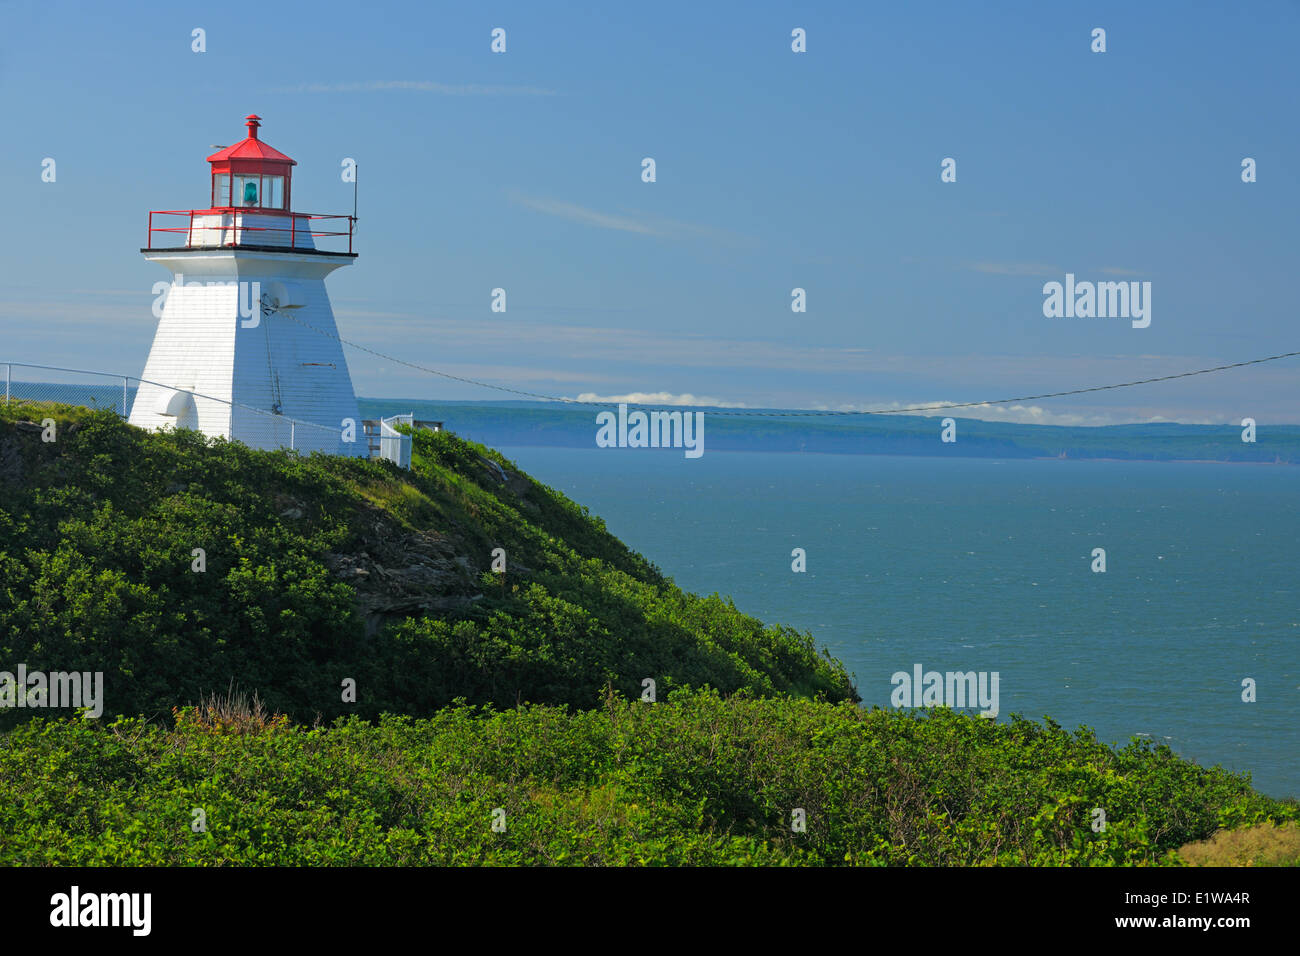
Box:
[324, 511, 484, 635]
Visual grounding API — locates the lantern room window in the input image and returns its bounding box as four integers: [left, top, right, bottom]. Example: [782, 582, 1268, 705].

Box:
[262, 176, 284, 209]
[212, 173, 231, 207]
[229, 173, 285, 209]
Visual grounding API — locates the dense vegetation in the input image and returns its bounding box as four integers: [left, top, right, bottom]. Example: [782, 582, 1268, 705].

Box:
[2, 693, 1294, 866]
[0, 401, 1293, 866]
[0, 402, 853, 726]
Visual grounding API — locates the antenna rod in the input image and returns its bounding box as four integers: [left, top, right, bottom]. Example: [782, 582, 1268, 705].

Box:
[353, 164, 358, 224]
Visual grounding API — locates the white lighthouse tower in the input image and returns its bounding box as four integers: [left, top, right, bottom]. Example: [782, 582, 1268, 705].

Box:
[130, 114, 364, 456]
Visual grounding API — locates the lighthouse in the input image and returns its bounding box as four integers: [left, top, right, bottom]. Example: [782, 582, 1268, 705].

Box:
[130, 114, 364, 457]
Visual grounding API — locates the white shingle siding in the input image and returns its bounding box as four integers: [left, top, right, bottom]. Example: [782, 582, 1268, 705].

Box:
[189, 212, 317, 250]
[129, 249, 366, 458]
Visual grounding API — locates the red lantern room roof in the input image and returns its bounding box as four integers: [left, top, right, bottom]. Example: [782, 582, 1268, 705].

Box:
[206, 115, 296, 168]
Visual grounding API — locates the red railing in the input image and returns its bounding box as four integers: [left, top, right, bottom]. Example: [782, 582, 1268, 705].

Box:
[146, 210, 355, 254]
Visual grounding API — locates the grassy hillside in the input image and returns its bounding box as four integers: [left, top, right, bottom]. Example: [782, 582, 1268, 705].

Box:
[0, 401, 854, 725]
[0, 400, 1293, 866]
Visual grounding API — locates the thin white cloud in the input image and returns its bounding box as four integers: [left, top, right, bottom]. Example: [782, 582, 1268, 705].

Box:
[572, 391, 748, 408]
[7, 296, 1294, 425]
[967, 261, 1061, 277]
[514, 197, 658, 235]
[352, 362, 630, 386]
[510, 194, 756, 246]
[806, 401, 1245, 427]
[63, 289, 154, 297]
[967, 262, 1147, 279]
[271, 80, 557, 96]
[839, 401, 1120, 426]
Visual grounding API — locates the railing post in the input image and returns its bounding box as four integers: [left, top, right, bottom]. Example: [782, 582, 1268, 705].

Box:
[147, 211, 152, 249]
[4, 363, 9, 404]
[122, 377, 128, 419]
[290, 421, 295, 451]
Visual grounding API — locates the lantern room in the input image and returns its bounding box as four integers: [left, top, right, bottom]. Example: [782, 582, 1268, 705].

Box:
[145, 113, 355, 254]
[205, 114, 295, 213]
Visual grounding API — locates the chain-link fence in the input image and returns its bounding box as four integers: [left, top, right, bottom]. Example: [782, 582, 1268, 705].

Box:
[3, 363, 135, 418]
[1, 361, 352, 455]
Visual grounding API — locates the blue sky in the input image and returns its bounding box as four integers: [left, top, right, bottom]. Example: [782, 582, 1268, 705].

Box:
[2, 0, 1297, 424]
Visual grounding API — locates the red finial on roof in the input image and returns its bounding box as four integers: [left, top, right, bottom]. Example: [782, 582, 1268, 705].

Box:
[205, 116, 296, 166]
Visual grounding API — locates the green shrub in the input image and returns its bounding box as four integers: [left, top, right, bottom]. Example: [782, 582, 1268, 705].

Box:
[0, 693, 1290, 866]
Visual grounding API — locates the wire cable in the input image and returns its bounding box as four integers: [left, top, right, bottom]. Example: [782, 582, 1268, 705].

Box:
[276, 311, 1300, 419]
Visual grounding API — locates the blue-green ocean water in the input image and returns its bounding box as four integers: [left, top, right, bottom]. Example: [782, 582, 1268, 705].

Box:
[498, 447, 1299, 798]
